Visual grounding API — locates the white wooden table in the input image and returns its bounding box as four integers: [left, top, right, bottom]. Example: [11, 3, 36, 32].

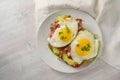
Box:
[0, 0, 120, 80]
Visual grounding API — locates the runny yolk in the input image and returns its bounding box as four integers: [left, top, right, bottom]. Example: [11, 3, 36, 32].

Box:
[75, 38, 92, 56]
[58, 27, 72, 42]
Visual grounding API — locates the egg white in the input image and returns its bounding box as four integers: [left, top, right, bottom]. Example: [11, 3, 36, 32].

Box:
[48, 18, 78, 47]
[70, 30, 99, 64]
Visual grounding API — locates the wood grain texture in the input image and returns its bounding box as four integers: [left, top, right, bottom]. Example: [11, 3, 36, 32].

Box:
[0, 0, 120, 80]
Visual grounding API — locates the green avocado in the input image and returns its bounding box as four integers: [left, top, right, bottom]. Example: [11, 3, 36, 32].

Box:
[62, 53, 78, 66]
[88, 57, 95, 62]
[48, 45, 59, 56]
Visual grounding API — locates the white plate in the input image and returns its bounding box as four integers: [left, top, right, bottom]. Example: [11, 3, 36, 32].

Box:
[37, 9, 102, 73]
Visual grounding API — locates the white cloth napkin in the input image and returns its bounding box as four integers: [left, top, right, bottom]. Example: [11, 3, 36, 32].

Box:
[36, 0, 120, 70]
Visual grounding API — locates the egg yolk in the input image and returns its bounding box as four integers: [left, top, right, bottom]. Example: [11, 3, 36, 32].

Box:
[75, 38, 92, 56]
[58, 27, 72, 42]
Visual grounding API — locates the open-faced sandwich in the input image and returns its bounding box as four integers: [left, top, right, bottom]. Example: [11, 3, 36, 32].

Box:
[48, 14, 100, 68]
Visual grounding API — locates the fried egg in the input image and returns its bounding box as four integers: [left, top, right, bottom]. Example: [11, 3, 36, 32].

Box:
[70, 30, 99, 64]
[48, 17, 78, 47]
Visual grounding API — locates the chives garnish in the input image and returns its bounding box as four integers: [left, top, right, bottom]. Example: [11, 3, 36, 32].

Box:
[59, 31, 63, 35]
[81, 43, 90, 51]
[76, 44, 80, 47]
[61, 36, 64, 40]
[64, 36, 67, 39]
[87, 43, 90, 47]
[65, 25, 70, 33]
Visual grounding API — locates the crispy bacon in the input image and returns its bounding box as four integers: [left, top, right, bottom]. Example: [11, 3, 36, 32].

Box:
[68, 55, 72, 59]
[49, 20, 60, 38]
[49, 31, 54, 38]
[64, 45, 71, 53]
[56, 45, 73, 60]
[72, 64, 81, 68]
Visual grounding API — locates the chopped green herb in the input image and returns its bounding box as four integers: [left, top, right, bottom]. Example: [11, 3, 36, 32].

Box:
[87, 43, 90, 47]
[64, 36, 67, 39]
[86, 46, 89, 51]
[84, 46, 87, 51]
[65, 25, 70, 33]
[94, 34, 98, 39]
[61, 36, 64, 40]
[59, 31, 63, 35]
[81, 44, 90, 51]
[76, 44, 80, 47]
[81, 47, 84, 51]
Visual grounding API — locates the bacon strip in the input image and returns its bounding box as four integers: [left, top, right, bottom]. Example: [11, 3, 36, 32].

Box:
[72, 64, 81, 68]
[49, 20, 60, 38]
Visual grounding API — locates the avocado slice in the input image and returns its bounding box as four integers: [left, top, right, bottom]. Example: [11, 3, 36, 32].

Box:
[55, 14, 69, 22]
[88, 57, 95, 62]
[82, 57, 95, 64]
[62, 53, 78, 66]
[48, 45, 59, 56]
